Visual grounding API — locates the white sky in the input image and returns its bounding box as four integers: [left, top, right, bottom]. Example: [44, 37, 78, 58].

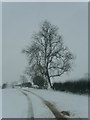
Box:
[2, 2, 88, 83]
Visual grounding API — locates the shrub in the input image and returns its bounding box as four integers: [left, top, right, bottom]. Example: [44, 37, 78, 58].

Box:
[52, 79, 89, 95]
[2, 83, 7, 89]
[21, 82, 32, 88]
[33, 76, 46, 89]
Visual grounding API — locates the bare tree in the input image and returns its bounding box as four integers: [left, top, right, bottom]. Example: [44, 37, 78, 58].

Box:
[19, 75, 28, 84]
[22, 21, 74, 88]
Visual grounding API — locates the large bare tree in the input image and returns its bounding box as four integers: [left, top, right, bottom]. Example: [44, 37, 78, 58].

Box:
[22, 21, 74, 88]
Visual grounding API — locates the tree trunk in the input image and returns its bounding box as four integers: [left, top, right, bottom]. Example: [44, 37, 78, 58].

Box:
[48, 76, 52, 88]
[46, 70, 52, 88]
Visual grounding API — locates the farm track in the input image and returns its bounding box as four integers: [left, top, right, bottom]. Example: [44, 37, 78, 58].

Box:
[20, 90, 34, 119]
[22, 88, 68, 120]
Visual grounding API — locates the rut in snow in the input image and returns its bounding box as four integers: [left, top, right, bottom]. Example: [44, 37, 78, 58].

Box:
[22, 89, 68, 120]
[20, 90, 34, 119]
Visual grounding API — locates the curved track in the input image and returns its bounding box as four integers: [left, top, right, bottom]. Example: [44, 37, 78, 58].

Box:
[21, 88, 68, 120]
[20, 90, 34, 119]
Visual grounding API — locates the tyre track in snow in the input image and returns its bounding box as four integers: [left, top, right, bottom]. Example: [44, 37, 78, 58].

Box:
[20, 90, 34, 119]
[22, 89, 68, 120]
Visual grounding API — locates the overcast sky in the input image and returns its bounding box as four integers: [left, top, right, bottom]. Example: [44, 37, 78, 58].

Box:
[2, 2, 88, 83]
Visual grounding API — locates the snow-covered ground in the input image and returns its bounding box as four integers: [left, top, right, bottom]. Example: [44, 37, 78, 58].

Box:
[2, 88, 88, 118]
[24, 88, 88, 118]
[2, 88, 28, 118]
[2, 88, 55, 118]
[28, 91, 55, 118]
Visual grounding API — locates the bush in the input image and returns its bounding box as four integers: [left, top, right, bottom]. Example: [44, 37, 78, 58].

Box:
[2, 83, 7, 89]
[21, 82, 32, 88]
[52, 79, 89, 95]
[33, 76, 47, 89]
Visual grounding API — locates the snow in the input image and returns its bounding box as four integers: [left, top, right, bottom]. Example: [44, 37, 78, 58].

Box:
[2, 88, 88, 118]
[28, 93, 55, 118]
[26, 88, 88, 118]
[2, 88, 55, 118]
[2, 88, 28, 118]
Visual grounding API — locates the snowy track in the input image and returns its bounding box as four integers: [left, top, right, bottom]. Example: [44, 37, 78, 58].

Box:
[20, 90, 34, 119]
[22, 89, 68, 119]
[2, 88, 88, 118]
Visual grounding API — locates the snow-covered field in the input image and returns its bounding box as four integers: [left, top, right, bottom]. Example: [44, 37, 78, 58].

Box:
[2, 88, 28, 118]
[2, 88, 88, 118]
[27, 88, 88, 118]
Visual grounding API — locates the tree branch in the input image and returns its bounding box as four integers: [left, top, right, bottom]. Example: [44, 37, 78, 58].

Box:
[50, 71, 64, 78]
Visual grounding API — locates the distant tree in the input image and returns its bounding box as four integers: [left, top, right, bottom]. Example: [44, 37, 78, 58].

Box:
[19, 75, 28, 84]
[22, 20, 74, 88]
